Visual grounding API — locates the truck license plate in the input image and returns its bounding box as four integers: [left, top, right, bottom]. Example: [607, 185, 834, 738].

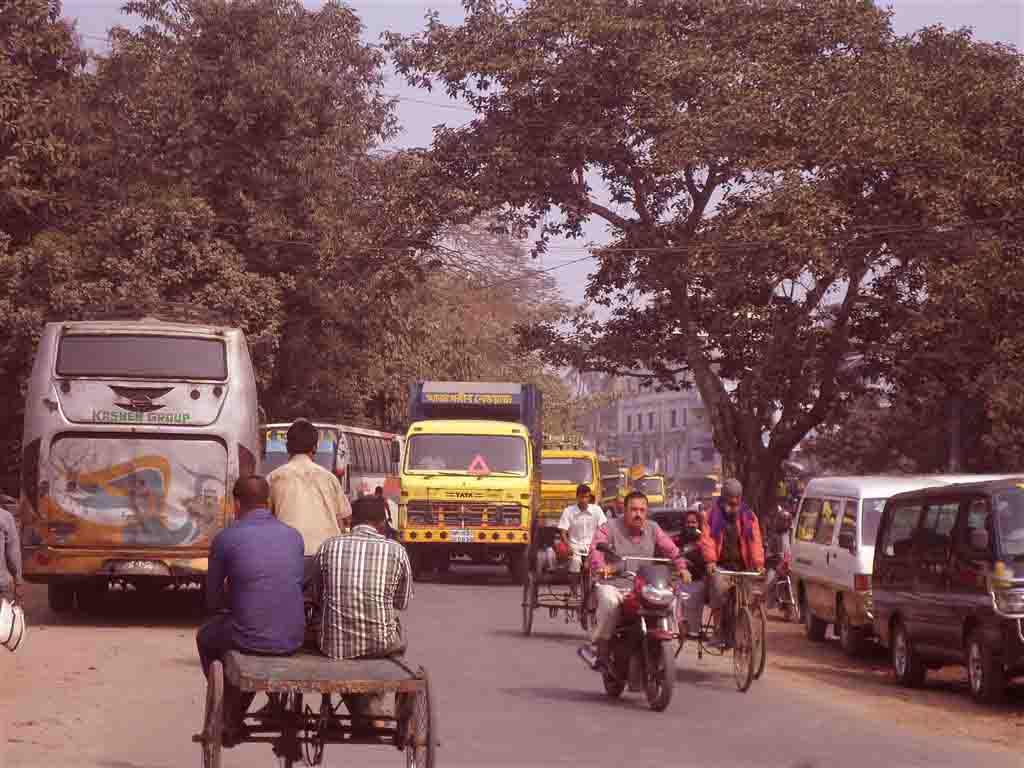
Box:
[114, 560, 169, 576]
[451, 529, 473, 543]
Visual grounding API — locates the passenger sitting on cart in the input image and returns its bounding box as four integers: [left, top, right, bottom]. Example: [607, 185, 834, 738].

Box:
[197, 476, 306, 710]
[676, 509, 709, 639]
[556, 484, 607, 585]
[701, 479, 765, 648]
[312, 496, 413, 731]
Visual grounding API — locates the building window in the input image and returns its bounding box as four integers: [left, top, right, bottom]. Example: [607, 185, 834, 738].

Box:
[648, 412, 655, 430]
[670, 409, 677, 428]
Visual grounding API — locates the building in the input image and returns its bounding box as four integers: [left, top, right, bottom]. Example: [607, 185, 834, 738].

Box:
[561, 370, 722, 483]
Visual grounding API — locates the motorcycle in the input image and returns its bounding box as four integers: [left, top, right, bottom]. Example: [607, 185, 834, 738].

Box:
[764, 550, 798, 623]
[579, 543, 678, 711]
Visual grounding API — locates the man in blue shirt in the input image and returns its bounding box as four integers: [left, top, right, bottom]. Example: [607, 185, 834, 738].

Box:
[197, 475, 306, 677]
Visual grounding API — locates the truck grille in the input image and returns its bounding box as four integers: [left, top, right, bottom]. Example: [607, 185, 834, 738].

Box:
[407, 501, 521, 527]
[542, 497, 574, 515]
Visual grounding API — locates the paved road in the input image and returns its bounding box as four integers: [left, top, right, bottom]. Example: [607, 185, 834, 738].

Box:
[1, 567, 1020, 768]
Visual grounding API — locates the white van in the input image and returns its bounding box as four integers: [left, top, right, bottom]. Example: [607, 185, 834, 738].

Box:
[792, 474, 1020, 655]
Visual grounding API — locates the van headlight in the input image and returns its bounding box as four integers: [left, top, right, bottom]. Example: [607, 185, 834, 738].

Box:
[992, 589, 1024, 616]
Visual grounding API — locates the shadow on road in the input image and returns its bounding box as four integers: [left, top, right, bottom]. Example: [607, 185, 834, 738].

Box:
[21, 583, 205, 629]
[499, 686, 626, 707]
[490, 628, 583, 645]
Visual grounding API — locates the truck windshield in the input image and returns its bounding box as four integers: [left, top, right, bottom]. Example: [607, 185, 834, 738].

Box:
[541, 458, 593, 484]
[406, 434, 527, 475]
[634, 477, 664, 496]
[994, 489, 1024, 558]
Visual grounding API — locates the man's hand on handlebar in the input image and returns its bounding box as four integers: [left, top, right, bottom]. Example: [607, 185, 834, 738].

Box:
[677, 567, 692, 584]
[706, 562, 717, 575]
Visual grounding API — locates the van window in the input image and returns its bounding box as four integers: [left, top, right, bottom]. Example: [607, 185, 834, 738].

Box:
[919, 500, 959, 557]
[814, 499, 840, 545]
[796, 498, 822, 542]
[839, 498, 857, 544]
[880, 501, 923, 557]
[957, 497, 992, 559]
[861, 498, 886, 547]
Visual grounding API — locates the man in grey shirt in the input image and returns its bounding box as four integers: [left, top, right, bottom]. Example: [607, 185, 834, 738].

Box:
[0, 505, 22, 599]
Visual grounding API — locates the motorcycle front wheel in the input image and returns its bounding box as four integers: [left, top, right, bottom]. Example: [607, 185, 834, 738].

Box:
[644, 640, 675, 712]
[733, 607, 756, 693]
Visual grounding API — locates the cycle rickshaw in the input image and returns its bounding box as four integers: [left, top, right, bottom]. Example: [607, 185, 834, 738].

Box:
[194, 651, 438, 767]
[521, 513, 596, 635]
[676, 567, 768, 692]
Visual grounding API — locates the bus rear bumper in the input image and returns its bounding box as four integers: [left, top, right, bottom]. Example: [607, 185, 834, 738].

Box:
[22, 546, 210, 583]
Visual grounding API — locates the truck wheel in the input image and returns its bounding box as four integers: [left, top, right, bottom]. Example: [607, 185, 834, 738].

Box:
[802, 593, 827, 642]
[892, 619, 926, 688]
[967, 630, 1006, 705]
[838, 600, 865, 657]
[48, 584, 75, 613]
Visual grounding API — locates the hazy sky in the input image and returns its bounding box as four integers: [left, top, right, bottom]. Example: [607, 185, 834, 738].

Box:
[65, 0, 1024, 303]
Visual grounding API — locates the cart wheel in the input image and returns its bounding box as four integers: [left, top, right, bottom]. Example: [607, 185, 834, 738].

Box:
[521, 571, 536, 636]
[202, 661, 224, 768]
[274, 693, 302, 768]
[753, 602, 768, 680]
[407, 668, 437, 768]
[733, 607, 756, 693]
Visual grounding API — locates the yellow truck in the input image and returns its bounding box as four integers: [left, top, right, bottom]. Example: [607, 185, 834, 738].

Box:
[399, 381, 542, 581]
[539, 447, 602, 526]
[634, 473, 667, 507]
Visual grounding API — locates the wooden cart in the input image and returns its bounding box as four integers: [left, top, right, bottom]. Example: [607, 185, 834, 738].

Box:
[194, 650, 438, 767]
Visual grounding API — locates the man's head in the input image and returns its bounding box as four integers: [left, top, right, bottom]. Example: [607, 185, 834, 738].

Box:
[374, 486, 384, 498]
[722, 478, 743, 520]
[233, 475, 270, 515]
[685, 510, 701, 529]
[576, 484, 592, 507]
[351, 496, 389, 534]
[623, 491, 649, 533]
[286, 418, 319, 457]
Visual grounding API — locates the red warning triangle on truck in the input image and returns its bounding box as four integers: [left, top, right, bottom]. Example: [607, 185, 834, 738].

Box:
[467, 455, 491, 475]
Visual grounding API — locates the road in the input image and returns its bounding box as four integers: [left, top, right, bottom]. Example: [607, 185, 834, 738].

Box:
[1, 567, 1022, 768]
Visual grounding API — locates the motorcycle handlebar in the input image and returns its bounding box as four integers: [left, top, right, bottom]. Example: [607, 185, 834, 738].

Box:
[713, 568, 764, 579]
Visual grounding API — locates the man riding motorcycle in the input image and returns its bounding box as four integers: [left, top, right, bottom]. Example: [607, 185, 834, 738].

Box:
[581, 491, 691, 670]
[701, 478, 765, 647]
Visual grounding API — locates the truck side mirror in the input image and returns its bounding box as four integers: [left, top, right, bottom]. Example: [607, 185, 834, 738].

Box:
[969, 528, 990, 553]
[838, 531, 856, 552]
[390, 440, 401, 465]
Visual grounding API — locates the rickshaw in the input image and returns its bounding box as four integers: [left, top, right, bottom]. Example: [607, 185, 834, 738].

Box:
[521, 514, 596, 635]
[676, 567, 768, 692]
[194, 651, 438, 767]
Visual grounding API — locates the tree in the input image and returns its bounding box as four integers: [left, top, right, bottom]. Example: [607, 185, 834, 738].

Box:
[388, 1, 1024, 517]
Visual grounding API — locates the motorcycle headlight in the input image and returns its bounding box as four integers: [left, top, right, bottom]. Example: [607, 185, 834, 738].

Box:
[640, 583, 674, 607]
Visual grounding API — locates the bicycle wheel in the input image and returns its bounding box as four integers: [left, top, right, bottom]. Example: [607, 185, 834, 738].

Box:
[733, 607, 755, 693]
[521, 570, 536, 636]
[753, 602, 768, 680]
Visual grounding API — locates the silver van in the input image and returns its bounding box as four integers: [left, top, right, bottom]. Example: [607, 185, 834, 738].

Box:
[792, 475, 1018, 655]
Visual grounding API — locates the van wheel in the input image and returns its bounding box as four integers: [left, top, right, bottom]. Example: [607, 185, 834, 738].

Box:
[838, 601, 865, 656]
[892, 620, 926, 688]
[802, 593, 826, 642]
[48, 584, 75, 613]
[967, 631, 1005, 705]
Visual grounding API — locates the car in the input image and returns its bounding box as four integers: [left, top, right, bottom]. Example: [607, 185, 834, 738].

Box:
[872, 478, 1024, 704]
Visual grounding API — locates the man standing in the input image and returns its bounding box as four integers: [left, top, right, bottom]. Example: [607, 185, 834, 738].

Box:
[701, 478, 765, 646]
[268, 419, 352, 567]
[0, 503, 22, 601]
[197, 476, 305, 677]
[374, 485, 399, 540]
[582, 491, 690, 669]
[557, 484, 606, 584]
[314, 497, 413, 725]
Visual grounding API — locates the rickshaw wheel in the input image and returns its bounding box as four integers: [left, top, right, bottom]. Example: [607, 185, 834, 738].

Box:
[753, 602, 768, 680]
[406, 668, 437, 768]
[733, 607, 756, 693]
[202, 660, 224, 768]
[521, 570, 536, 636]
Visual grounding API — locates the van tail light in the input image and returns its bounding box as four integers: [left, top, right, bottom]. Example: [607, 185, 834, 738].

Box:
[239, 444, 256, 477]
[854, 574, 871, 592]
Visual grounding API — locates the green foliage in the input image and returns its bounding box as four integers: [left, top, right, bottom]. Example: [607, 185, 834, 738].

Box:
[388, 0, 1024, 514]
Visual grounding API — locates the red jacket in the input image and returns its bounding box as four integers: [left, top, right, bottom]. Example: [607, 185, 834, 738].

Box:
[699, 502, 765, 572]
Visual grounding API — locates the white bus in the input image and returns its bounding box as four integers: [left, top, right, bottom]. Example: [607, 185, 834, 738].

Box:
[18, 318, 261, 611]
[260, 422, 402, 504]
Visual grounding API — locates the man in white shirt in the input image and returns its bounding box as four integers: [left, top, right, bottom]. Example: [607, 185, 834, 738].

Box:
[557, 484, 607, 579]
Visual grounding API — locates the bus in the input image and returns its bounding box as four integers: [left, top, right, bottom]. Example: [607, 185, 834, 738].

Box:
[260, 422, 402, 503]
[18, 318, 261, 612]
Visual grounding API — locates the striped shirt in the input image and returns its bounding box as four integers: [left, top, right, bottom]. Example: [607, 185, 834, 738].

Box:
[315, 525, 413, 659]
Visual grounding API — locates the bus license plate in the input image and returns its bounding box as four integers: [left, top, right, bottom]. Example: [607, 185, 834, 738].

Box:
[451, 529, 473, 544]
[115, 560, 169, 576]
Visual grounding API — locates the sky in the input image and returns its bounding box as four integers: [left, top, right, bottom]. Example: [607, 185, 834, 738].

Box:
[64, 0, 1024, 304]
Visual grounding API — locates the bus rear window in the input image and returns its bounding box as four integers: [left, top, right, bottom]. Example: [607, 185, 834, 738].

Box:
[57, 335, 228, 380]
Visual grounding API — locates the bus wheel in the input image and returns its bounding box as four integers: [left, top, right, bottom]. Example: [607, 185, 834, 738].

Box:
[48, 584, 75, 613]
